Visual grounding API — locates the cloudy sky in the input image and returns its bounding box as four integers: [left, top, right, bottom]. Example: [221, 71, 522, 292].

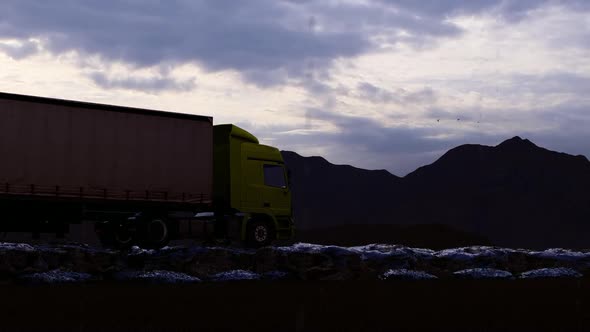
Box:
[1, 0, 589, 175]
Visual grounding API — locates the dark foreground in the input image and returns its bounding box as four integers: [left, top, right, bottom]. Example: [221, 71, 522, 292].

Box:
[1, 278, 589, 332]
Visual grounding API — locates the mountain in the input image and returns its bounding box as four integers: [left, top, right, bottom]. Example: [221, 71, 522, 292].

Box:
[281, 151, 402, 230]
[282, 137, 590, 249]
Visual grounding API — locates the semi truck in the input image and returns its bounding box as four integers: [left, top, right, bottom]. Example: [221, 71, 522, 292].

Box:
[0, 92, 294, 248]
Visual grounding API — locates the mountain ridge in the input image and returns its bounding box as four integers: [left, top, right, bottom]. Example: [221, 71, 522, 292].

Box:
[285, 136, 589, 179]
[282, 136, 590, 249]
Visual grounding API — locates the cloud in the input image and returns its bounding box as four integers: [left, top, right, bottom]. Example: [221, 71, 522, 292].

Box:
[377, 0, 500, 18]
[246, 102, 506, 175]
[301, 106, 488, 154]
[89, 72, 196, 93]
[0, 39, 40, 59]
[426, 108, 477, 122]
[257, 101, 590, 175]
[375, 0, 576, 21]
[357, 83, 398, 104]
[357, 83, 437, 105]
[250, 66, 590, 175]
[2, 1, 585, 89]
[0, 1, 369, 87]
[508, 72, 590, 95]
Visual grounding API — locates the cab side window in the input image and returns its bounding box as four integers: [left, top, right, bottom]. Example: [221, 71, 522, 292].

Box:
[263, 164, 286, 188]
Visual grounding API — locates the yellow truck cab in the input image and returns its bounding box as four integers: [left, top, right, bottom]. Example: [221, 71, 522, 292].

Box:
[213, 124, 294, 247]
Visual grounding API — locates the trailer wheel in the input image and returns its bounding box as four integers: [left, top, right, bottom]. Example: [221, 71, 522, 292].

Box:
[142, 218, 169, 249]
[97, 221, 134, 250]
[113, 224, 134, 249]
[246, 220, 274, 248]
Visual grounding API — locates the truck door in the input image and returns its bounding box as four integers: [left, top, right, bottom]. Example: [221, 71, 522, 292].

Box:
[243, 159, 265, 210]
[261, 163, 291, 216]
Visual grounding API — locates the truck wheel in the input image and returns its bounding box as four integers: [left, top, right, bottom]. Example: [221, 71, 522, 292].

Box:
[113, 224, 134, 249]
[246, 220, 274, 248]
[143, 218, 169, 249]
[97, 221, 134, 250]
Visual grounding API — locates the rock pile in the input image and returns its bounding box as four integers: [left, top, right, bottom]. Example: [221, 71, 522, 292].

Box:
[1, 242, 588, 283]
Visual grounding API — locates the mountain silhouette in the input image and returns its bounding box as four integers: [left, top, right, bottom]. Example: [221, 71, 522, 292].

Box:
[281, 151, 401, 230]
[282, 137, 590, 249]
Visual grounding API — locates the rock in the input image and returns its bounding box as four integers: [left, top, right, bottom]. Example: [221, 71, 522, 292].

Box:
[209, 269, 261, 281]
[519, 267, 583, 279]
[1, 242, 589, 282]
[19, 269, 94, 284]
[191, 248, 254, 277]
[281, 251, 333, 276]
[453, 268, 513, 279]
[380, 269, 438, 280]
[352, 245, 434, 275]
[114, 270, 201, 284]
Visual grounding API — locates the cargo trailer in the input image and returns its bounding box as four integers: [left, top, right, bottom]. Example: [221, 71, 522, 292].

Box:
[0, 92, 294, 248]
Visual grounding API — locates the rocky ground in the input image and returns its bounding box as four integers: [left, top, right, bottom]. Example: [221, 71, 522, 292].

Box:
[1, 242, 590, 331]
[0, 241, 589, 283]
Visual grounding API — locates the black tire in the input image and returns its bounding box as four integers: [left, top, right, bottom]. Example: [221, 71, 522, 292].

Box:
[113, 223, 135, 249]
[142, 218, 169, 249]
[97, 221, 135, 250]
[245, 220, 274, 248]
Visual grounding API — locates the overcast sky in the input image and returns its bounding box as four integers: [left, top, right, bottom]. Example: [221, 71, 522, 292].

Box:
[1, 0, 589, 175]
